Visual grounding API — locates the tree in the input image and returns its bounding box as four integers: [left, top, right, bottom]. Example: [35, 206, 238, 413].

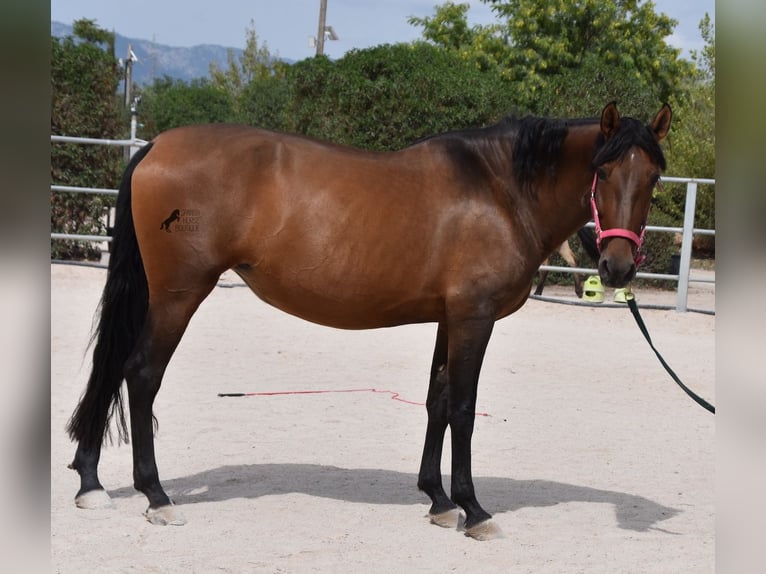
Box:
[236, 73, 291, 131]
[411, 1, 693, 107]
[138, 22, 287, 136]
[533, 53, 665, 118]
[408, 2, 481, 51]
[209, 20, 287, 116]
[139, 76, 234, 137]
[660, 14, 715, 251]
[72, 18, 115, 53]
[408, 2, 509, 74]
[51, 19, 123, 260]
[667, 11, 715, 182]
[691, 13, 715, 83]
[488, 0, 689, 97]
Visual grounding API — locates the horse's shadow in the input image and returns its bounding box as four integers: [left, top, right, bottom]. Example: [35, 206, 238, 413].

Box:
[108, 463, 678, 532]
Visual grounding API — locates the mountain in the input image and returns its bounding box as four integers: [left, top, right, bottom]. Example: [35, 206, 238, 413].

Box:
[51, 21, 246, 85]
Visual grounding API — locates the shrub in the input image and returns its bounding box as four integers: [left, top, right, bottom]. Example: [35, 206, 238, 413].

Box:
[51, 27, 123, 260]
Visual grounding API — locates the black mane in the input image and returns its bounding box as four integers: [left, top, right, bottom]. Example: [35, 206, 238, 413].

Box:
[421, 111, 666, 199]
[506, 112, 667, 195]
[417, 115, 587, 197]
[508, 115, 592, 194]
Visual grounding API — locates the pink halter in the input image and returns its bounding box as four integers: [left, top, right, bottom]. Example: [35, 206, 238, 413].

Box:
[588, 172, 657, 267]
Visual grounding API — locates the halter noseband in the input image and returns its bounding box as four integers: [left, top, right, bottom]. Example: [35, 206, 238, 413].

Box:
[589, 171, 660, 267]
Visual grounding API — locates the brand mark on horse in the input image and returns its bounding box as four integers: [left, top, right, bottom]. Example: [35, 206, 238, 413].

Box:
[160, 208, 200, 233]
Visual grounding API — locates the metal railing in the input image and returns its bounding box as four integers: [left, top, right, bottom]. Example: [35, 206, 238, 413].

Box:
[51, 135, 714, 312]
[50, 135, 147, 243]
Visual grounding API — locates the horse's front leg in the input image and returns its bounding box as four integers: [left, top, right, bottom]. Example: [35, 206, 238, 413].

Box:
[447, 314, 502, 540]
[417, 323, 459, 526]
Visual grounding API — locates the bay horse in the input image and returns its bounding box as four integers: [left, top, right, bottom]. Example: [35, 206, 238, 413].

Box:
[67, 101, 671, 540]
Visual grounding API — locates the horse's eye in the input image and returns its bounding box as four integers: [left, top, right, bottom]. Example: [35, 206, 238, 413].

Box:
[650, 174, 661, 187]
[597, 168, 607, 181]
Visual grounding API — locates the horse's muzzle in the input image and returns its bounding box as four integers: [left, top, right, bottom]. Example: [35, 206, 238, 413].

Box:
[598, 253, 636, 288]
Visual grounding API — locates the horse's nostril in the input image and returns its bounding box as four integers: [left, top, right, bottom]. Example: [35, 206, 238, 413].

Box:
[598, 258, 609, 280]
[623, 264, 636, 285]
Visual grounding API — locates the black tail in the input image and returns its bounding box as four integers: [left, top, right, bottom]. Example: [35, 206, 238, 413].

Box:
[66, 143, 155, 449]
[577, 226, 600, 264]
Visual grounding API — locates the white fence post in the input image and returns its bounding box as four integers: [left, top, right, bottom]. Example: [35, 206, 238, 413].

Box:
[129, 97, 141, 158]
[675, 181, 698, 313]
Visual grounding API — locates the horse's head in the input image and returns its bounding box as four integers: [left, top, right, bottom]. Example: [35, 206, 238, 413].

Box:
[591, 101, 672, 287]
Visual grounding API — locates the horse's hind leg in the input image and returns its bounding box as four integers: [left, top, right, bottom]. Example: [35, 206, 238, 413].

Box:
[558, 240, 583, 298]
[417, 323, 459, 527]
[534, 264, 549, 296]
[70, 444, 113, 509]
[573, 273, 583, 298]
[123, 280, 217, 525]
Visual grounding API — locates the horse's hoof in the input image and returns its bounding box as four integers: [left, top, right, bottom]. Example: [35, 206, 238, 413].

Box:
[75, 488, 113, 509]
[464, 519, 504, 541]
[144, 504, 187, 526]
[429, 508, 460, 529]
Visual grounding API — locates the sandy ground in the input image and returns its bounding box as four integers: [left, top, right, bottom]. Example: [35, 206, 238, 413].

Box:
[51, 264, 714, 573]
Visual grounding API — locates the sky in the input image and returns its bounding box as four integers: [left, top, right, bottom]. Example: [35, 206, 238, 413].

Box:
[50, 0, 714, 62]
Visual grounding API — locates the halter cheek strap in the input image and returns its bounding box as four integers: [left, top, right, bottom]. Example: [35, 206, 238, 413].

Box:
[589, 172, 653, 266]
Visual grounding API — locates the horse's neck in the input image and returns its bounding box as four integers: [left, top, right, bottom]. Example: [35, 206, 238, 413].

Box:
[533, 126, 599, 257]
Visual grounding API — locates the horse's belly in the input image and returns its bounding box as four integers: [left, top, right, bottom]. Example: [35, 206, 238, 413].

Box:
[232, 261, 444, 330]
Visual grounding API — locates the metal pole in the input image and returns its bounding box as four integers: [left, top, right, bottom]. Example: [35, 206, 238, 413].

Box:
[124, 44, 133, 107]
[675, 181, 698, 312]
[316, 0, 327, 56]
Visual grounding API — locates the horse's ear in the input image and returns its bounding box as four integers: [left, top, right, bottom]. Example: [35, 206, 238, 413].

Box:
[651, 103, 672, 142]
[600, 101, 620, 139]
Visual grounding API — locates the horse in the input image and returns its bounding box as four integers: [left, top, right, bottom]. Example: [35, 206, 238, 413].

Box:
[66, 101, 671, 540]
[534, 227, 600, 298]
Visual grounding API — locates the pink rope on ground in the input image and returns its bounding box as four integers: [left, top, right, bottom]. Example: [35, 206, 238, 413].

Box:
[219, 388, 490, 417]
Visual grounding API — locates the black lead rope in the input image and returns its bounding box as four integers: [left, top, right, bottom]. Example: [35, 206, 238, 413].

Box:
[626, 297, 715, 414]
